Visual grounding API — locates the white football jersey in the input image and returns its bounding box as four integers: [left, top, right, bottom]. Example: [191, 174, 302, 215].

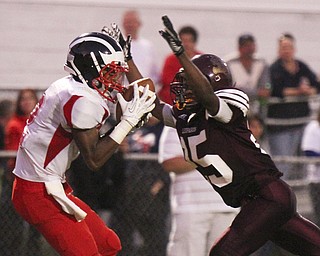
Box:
[13, 76, 111, 182]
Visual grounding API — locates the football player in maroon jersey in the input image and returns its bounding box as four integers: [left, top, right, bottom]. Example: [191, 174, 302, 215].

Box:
[105, 16, 320, 255]
[155, 15, 320, 256]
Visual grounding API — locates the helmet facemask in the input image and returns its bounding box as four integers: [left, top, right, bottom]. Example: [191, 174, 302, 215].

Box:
[94, 61, 128, 103]
[170, 71, 199, 111]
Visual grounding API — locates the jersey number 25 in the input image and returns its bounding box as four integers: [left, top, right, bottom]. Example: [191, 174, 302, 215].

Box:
[180, 130, 233, 188]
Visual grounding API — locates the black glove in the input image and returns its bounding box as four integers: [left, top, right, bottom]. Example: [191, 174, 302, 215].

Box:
[159, 15, 184, 56]
[101, 23, 132, 61]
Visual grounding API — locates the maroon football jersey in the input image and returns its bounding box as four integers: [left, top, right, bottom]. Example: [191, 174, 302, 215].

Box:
[173, 88, 282, 207]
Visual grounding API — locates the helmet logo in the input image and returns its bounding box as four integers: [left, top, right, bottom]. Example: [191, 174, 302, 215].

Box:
[212, 66, 223, 82]
[214, 74, 221, 82]
[192, 54, 232, 91]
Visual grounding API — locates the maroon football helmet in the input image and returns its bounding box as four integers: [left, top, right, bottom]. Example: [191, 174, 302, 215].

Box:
[170, 54, 233, 110]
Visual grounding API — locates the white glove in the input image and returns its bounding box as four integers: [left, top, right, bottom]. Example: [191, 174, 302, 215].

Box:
[109, 83, 156, 144]
[135, 112, 152, 129]
[118, 83, 155, 126]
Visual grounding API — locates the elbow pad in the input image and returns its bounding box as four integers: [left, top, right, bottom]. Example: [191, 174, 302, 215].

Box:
[162, 104, 176, 127]
[210, 97, 233, 123]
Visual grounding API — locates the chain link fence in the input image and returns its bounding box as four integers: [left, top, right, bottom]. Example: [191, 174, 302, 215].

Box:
[0, 151, 319, 255]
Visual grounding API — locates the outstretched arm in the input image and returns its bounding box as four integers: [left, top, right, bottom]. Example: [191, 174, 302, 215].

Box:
[102, 23, 170, 124]
[159, 15, 220, 116]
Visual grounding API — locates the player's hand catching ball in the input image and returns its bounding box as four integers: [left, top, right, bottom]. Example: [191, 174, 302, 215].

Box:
[109, 79, 156, 144]
[117, 82, 156, 128]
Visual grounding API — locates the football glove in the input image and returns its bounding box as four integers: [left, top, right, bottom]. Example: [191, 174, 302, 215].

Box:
[109, 84, 155, 144]
[159, 15, 184, 56]
[117, 83, 156, 128]
[135, 112, 152, 129]
[101, 23, 132, 61]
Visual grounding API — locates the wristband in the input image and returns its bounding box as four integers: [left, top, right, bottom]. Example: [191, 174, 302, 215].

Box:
[109, 120, 133, 144]
[174, 46, 184, 56]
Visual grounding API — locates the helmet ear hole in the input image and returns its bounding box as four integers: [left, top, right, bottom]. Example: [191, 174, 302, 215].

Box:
[92, 79, 100, 88]
[214, 74, 221, 82]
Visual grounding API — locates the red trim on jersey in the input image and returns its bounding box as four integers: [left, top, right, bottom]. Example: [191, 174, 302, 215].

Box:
[102, 108, 109, 121]
[102, 107, 110, 125]
[44, 95, 81, 168]
[44, 124, 73, 168]
[96, 107, 110, 130]
[64, 95, 83, 128]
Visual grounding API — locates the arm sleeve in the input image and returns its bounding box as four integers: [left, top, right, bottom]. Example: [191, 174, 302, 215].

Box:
[71, 98, 106, 129]
[208, 97, 233, 123]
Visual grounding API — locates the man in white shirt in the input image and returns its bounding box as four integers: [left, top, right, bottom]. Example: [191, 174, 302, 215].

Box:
[226, 34, 270, 114]
[121, 9, 160, 92]
[159, 126, 238, 256]
[301, 107, 320, 227]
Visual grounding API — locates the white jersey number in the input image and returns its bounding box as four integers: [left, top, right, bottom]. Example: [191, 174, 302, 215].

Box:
[180, 130, 233, 188]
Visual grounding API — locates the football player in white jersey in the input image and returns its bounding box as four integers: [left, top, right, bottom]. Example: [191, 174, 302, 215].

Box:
[11, 31, 155, 256]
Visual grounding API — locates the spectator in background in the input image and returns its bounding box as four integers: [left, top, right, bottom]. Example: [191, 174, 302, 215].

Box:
[266, 33, 320, 180]
[159, 126, 238, 256]
[301, 106, 320, 227]
[109, 116, 170, 256]
[5, 89, 38, 172]
[226, 34, 271, 115]
[158, 25, 201, 104]
[0, 89, 42, 256]
[0, 99, 14, 176]
[0, 99, 14, 150]
[247, 114, 269, 153]
[102, 9, 160, 119]
[120, 9, 160, 91]
[0, 99, 14, 218]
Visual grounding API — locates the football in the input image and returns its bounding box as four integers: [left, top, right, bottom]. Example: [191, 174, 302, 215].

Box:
[115, 77, 156, 122]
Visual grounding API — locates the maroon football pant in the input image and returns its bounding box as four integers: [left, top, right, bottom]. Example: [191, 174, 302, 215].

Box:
[12, 177, 121, 256]
[210, 177, 320, 256]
